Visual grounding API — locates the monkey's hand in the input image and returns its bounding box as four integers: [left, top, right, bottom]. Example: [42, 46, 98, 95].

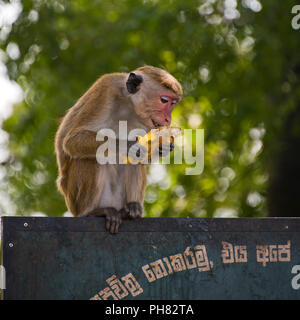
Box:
[86, 207, 123, 234]
[124, 202, 143, 219]
[158, 142, 175, 157]
[127, 142, 148, 163]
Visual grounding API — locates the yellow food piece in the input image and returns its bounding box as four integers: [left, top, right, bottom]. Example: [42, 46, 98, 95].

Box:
[137, 126, 181, 153]
[126, 126, 182, 163]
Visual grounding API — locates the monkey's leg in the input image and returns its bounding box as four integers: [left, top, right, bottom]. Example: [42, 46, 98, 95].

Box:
[86, 207, 123, 234]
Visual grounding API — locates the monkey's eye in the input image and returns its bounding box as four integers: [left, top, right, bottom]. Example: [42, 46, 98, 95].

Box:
[160, 96, 170, 104]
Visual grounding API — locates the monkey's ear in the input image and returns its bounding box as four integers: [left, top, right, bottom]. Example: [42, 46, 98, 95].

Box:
[126, 72, 143, 94]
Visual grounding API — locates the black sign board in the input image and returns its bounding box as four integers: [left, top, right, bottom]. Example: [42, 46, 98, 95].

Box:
[1, 216, 300, 300]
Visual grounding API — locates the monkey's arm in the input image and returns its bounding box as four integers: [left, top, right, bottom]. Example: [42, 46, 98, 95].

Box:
[63, 129, 136, 159]
[63, 130, 99, 158]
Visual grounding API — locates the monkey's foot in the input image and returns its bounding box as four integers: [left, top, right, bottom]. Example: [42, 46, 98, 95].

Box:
[86, 207, 122, 234]
[124, 202, 143, 219]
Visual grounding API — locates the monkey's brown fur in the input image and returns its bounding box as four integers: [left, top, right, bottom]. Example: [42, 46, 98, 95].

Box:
[55, 66, 182, 233]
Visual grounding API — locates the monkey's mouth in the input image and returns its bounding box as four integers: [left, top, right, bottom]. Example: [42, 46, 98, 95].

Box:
[151, 119, 162, 128]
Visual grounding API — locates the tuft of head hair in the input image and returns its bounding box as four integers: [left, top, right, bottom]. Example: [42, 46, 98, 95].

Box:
[136, 65, 183, 97]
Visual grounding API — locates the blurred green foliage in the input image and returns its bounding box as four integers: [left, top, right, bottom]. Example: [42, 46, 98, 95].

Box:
[1, 0, 300, 218]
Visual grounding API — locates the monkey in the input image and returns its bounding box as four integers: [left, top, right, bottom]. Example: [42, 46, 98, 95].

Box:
[55, 66, 183, 234]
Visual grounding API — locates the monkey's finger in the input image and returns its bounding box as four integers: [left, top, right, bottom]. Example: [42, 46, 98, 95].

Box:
[158, 146, 171, 157]
[161, 143, 174, 152]
[113, 214, 119, 234]
[136, 145, 148, 158]
[129, 143, 148, 160]
[129, 143, 140, 154]
[114, 218, 121, 234]
[106, 216, 111, 232]
[133, 205, 141, 218]
[109, 220, 116, 234]
[139, 145, 148, 157]
[111, 213, 122, 234]
[132, 209, 140, 219]
[108, 213, 117, 234]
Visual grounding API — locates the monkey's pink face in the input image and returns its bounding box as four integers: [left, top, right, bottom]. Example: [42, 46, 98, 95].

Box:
[148, 92, 179, 129]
